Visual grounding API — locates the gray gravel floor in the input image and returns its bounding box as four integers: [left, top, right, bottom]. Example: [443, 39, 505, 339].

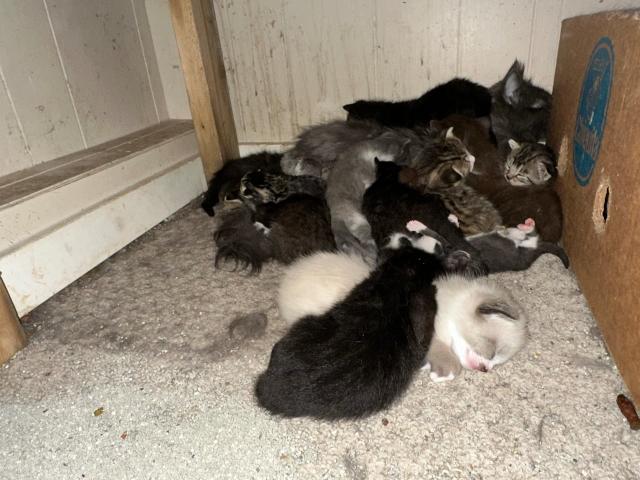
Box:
[1, 201, 638, 480]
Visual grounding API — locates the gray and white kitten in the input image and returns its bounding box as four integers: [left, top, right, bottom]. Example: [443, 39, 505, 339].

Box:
[490, 60, 552, 151]
[466, 218, 569, 273]
[504, 139, 557, 186]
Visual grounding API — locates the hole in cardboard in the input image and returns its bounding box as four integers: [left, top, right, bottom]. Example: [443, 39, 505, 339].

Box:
[557, 135, 569, 177]
[592, 181, 611, 234]
[602, 187, 610, 222]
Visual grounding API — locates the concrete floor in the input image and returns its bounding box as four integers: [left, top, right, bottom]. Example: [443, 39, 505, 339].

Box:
[1, 202, 638, 480]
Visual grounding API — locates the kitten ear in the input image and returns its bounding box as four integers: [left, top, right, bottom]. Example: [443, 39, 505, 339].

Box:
[508, 138, 520, 151]
[445, 126, 457, 140]
[503, 60, 524, 105]
[536, 162, 552, 182]
[374, 156, 380, 165]
[477, 301, 519, 322]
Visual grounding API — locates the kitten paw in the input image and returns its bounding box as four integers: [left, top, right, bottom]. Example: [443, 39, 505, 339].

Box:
[406, 219, 428, 233]
[429, 371, 456, 383]
[447, 214, 460, 227]
[517, 217, 536, 233]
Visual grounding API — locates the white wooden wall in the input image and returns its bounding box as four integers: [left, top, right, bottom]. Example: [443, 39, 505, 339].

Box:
[210, 0, 640, 145]
[0, 0, 169, 177]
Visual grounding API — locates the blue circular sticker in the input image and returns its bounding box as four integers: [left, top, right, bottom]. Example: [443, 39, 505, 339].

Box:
[573, 37, 614, 186]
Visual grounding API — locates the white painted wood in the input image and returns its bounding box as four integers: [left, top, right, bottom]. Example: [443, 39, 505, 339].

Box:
[45, 0, 158, 146]
[458, 0, 535, 86]
[145, 0, 190, 119]
[0, 124, 205, 315]
[0, 0, 85, 172]
[375, 0, 460, 100]
[132, 0, 169, 120]
[204, 0, 640, 144]
[0, 70, 30, 175]
[214, 0, 376, 143]
[0, 125, 198, 251]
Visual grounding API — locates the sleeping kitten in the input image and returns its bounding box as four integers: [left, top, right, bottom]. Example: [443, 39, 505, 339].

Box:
[201, 151, 283, 216]
[465, 217, 569, 273]
[239, 170, 325, 208]
[363, 159, 488, 276]
[278, 251, 371, 325]
[438, 114, 563, 242]
[342, 78, 491, 128]
[255, 227, 468, 420]
[323, 126, 476, 263]
[213, 194, 335, 273]
[504, 139, 557, 186]
[274, 222, 527, 393]
[427, 274, 527, 381]
[490, 60, 552, 150]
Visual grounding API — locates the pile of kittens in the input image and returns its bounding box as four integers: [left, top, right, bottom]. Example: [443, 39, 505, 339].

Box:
[202, 61, 569, 420]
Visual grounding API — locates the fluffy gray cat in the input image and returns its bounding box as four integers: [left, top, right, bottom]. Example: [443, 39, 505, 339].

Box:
[282, 121, 474, 263]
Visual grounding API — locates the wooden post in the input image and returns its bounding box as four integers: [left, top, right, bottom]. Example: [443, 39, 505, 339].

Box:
[0, 273, 27, 365]
[170, 0, 239, 181]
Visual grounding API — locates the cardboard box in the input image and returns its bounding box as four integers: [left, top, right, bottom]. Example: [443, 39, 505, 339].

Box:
[549, 10, 640, 402]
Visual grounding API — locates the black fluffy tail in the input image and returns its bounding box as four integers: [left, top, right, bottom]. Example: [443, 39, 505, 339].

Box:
[214, 206, 273, 273]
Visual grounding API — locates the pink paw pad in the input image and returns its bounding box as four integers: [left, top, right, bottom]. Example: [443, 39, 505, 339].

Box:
[406, 220, 428, 232]
[517, 217, 535, 232]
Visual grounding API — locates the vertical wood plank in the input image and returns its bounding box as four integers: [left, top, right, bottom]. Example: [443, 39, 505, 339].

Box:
[145, 0, 191, 119]
[0, 0, 84, 170]
[131, 0, 169, 121]
[459, 0, 535, 86]
[528, 0, 563, 90]
[170, 0, 239, 179]
[46, 0, 158, 146]
[375, 0, 460, 100]
[0, 272, 27, 365]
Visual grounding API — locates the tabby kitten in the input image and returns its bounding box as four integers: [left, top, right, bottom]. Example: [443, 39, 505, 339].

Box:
[504, 139, 557, 186]
[438, 114, 563, 242]
[201, 151, 283, 216]
[397, 127, 502, 236]
[239, 170, 326, 209]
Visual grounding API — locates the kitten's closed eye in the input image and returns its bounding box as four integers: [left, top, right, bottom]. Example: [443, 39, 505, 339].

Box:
[477, 301, 519, 321]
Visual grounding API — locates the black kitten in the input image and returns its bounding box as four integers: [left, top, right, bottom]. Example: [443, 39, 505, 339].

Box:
[362, 160, 488, 276]
[490, 60, 552, 149]
[343, 78, 491, 128]
[255, 241, 461, 420]
[201, 151, 283, 216]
